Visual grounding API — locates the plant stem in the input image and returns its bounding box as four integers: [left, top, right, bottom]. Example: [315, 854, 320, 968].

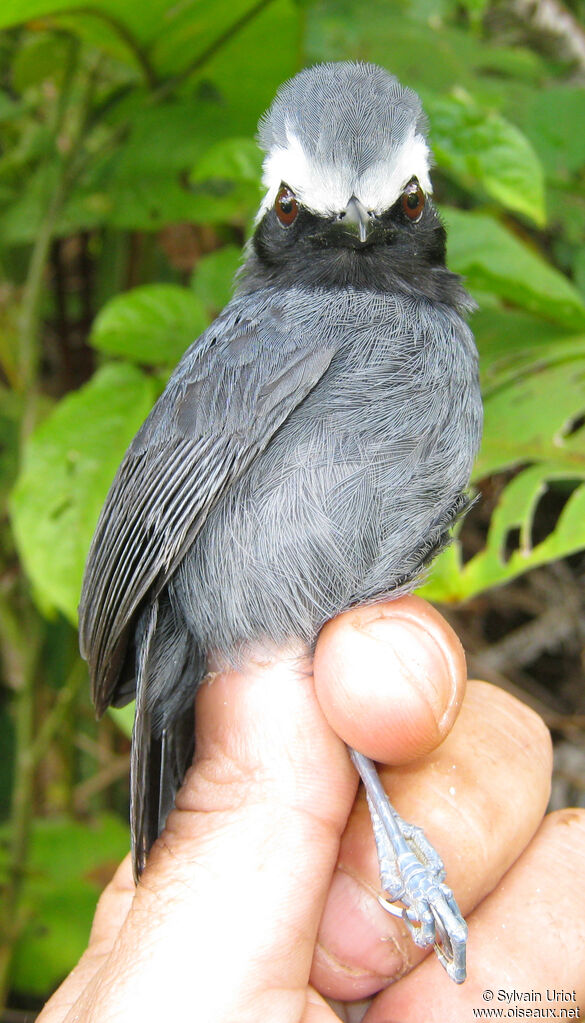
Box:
[3, 50, 103, 1010]
[0, 588, 41, 1011]
[29, 659, 86, 768]
[18, 176, 71, 441]
[18, 50, 102, 443]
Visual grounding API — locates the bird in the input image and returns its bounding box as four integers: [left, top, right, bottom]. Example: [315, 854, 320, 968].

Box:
[79, 60, 482, 984]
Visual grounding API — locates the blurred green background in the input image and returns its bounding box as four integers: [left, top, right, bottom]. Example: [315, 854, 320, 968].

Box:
[1, 0, 585, 1014]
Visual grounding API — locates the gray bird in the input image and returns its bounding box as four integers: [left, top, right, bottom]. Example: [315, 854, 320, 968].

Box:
[79, 61, 482, 984]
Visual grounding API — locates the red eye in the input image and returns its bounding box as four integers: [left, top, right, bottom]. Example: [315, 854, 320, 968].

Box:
[401, 181, 425, 222]
[275, 184, 299, 226]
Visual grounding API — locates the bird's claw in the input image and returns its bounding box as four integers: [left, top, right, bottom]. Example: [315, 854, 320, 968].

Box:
[349, 749, 468, 983]
[378, 858, 467, 983]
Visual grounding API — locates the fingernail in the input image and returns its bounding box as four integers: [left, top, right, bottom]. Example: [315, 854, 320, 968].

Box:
[359, 614, 457, 727]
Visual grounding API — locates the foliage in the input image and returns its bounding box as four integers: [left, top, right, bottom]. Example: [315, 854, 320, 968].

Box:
[0, 0, 584, 1008]
[0, 814, 128, 995]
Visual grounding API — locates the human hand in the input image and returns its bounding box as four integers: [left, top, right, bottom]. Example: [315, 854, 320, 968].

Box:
[38, 596, 585, 1023]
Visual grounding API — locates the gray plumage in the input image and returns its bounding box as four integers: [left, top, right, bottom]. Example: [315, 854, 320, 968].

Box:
[258, 62, 427, 184]
[79, 61, 483, 900]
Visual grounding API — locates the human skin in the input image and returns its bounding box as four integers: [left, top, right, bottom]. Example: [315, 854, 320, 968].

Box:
[38, 596, 585, 1023]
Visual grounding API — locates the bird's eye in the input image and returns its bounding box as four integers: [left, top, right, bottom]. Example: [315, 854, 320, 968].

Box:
[275, 184, 299, 227]
[401, 180, 425, 222]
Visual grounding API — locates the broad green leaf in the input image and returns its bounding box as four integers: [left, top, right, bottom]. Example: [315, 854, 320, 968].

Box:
[109, 703, 134, 738]
[0, 814, 128, 996]
[66, 102, 251, 233]
[422, 354, 585, 601]
[306, 0, 483, 92]
[424, 468, 585, 602]
[190, 138, 262, 186]
[477, 358, 585, 479]
[0, 2, 293, 237]
[0, 161, 62, 246]
[521, 86, 585, 178]
[11, 30, 74, 90]
[176, 0, 298, 138]
[0, 0, 179, 38]
[90, 283, 208, 365]
[0, 0, 298, 102]
[187, 137, 263, 225]
[305, 0, 549, 96]
[10, 362, 156, 622]
[152, 0, 274, 74]
[68, 101, 228, 234]
[472, 307, 585, 395]
[444, 208, 585, 329]
[428, 91, 546, 226]
[192, 244, 242, 313]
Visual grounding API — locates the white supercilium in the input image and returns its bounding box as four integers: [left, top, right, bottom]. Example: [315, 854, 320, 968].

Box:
[258, 127, 433, 221]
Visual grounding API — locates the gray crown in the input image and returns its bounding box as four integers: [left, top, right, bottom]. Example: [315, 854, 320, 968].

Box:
[257, 61, 428, 178]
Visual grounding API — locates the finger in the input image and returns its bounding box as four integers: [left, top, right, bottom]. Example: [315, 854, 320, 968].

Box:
[314, 596, 467, 764]
[37, 856, 134, 1022]
[61, 645, 356, 1023]
[311, 681, 552, 999]
[366, 808, 585, 1022]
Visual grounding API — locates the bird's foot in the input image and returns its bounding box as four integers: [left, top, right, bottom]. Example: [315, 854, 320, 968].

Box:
[349, 748, 467, 984]
[373, 807, 467, 983]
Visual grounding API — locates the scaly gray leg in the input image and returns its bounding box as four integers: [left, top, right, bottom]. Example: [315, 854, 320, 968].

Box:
[349, 748, 467, 984]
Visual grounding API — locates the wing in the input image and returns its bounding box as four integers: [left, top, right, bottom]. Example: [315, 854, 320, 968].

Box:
[79, 293, 335, 715]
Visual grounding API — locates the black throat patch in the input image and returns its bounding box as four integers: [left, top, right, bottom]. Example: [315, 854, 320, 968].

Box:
[240, 200, 472, 312]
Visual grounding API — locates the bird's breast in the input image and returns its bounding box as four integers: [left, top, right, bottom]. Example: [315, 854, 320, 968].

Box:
[169, 290, 481, 657]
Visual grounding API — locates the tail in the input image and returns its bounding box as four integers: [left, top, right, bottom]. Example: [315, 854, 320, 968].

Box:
[130, 597, 201, 880]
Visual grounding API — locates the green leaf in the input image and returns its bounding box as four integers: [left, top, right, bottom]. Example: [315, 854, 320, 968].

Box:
[11, 31, 74, 90]
[187, 136, 263, 225]
[444, 208, 585, 329]
[0, 0, 176, 37]
[0, 814, 128, 996]
[68, 102, 252, 233]
[176, 0, 299, 138]
[109, 703, 134, 738]
[67, 101, 225, 234]
[424, 468, 585, 602]
[192, 244, 242, 313]
[90, 283, 209, 365]
[306, 0, 481, 93]
[422, 353, 585, 601]
[10, 362, 156, 622]
[0, 162, 61, 246]
[305, 0, 550, 96]
[473, 307, 585, 395]
[428, 91, 546, 226]
[476, 358, 585, 480]
[520, 86, 585, 179]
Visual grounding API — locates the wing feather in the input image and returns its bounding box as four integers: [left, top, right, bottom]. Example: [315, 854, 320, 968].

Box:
[79, 299, 335, 715]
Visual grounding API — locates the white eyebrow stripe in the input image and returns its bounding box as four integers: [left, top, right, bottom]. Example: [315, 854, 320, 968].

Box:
[257, 129, 433, 221]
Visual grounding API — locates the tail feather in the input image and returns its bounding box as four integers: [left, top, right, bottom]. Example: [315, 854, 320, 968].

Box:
[130, 597, 199, 881]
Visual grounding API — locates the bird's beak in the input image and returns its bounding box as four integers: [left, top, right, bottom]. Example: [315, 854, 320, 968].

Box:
[339, 195, 374, 243]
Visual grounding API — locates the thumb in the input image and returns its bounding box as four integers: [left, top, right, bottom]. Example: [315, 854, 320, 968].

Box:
[61, 645, 356, 1023]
